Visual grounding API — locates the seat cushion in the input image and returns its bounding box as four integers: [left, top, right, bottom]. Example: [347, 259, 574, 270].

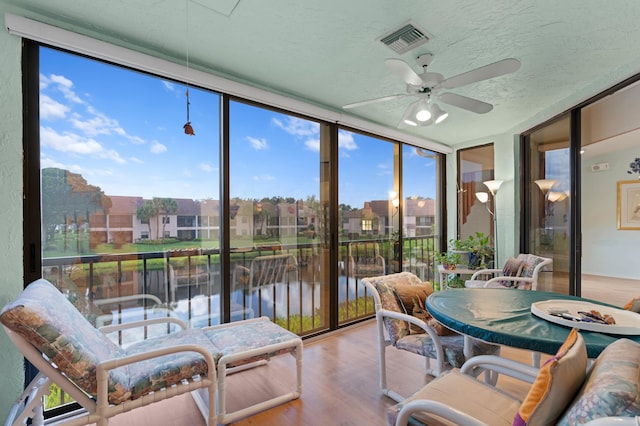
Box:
[396, 333, 500, 369]
[513, 328, 587, 426]
[557, 338, 640, 425]
[124, 328, 221, 401]
[387, 370, 522, 426]
[0, 279, 130, 403]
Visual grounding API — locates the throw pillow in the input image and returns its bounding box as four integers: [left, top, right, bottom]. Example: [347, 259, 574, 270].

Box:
[623, 296, 640, 313]
[393, 283, 454, 335]
[393, 282, 434, 315]
[513, 328, 587, 426]
[500, 257, 524, 287]
[393, 283, 433, 334]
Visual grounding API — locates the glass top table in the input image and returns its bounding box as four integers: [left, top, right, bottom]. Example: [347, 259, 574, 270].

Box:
[426, 288, 640, 358]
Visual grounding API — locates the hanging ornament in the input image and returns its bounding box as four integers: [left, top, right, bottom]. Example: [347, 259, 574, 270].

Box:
[183, 0, 195, 136]
[184, 88, 194, 135]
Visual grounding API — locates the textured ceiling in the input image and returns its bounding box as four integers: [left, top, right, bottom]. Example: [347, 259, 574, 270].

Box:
[4, 0, 640, 147]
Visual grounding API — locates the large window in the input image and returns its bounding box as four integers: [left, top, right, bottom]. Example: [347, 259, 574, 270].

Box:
[229, 100, 329, 332]
[26, 44, 444, 414]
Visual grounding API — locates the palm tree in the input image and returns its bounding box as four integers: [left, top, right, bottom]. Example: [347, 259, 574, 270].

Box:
[136, 200, 157, 239]
[152, 197, 178, 241]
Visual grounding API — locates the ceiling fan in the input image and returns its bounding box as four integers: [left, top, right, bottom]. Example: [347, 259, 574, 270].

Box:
[343, 54, 521, 128]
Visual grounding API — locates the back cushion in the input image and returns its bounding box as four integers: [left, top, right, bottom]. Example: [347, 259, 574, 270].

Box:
[513, 328, 587, 426]
[0, 279, 130, 401]
[557, 338, 640, 425]
[363, 272, 422, 344]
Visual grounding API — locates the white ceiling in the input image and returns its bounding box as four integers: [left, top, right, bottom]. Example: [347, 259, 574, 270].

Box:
[4, 0, 640, 148]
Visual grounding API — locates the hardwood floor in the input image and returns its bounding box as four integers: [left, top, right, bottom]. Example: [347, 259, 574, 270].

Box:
[86, 274, 639, 426]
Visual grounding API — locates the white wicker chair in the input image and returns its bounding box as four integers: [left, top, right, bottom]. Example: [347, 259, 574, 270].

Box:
[361, 272, 500, 402]
[465, 254, 552, 290]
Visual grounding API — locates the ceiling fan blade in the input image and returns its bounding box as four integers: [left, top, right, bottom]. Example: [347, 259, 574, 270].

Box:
[343, 93, 408, 109]
[439, 58, 521, 90]
[439, 92, 493, 114]
[385, 58, 423, 86]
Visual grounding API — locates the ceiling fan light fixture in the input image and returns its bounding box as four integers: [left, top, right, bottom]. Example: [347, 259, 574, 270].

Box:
[400, 101, 420, 126]
[429, 102, 448, 124]
[415, 100, 432, 122]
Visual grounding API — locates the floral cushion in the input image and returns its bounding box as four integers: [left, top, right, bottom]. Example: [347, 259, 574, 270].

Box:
[396, 333, 500, 368]
[362, 272, 424, 344]
[124, 328, 221, 400]
[500, 257, 524, 287]
[557, 338, 640, 425]
[513, 328, 587, 426]
[0, 279, 130, 403]
[203, 318, 300, 368]
[515, 254, 546, 290]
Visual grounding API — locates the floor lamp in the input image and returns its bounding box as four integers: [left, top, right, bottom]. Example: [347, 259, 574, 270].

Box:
[478, 180, 502, 266]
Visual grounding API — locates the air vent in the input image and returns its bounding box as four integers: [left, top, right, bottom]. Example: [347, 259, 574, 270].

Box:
[378, 20, 432, 54]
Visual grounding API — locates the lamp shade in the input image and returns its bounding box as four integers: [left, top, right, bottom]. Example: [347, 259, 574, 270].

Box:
[475, 192, 489, 203]
[415, 99, 432, 122]
[430, 103, 449, 124]
[534, 179, 557, 194]
[483, 180, 503, 195]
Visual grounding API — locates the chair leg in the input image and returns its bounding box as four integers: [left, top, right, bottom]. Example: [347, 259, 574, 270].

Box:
[6, 373, 50, 426]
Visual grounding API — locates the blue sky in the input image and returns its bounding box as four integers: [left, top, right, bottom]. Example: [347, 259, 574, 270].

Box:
[39, 47, 436, 208]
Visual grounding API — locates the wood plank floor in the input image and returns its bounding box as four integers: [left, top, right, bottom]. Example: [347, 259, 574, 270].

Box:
[90, 274, 639, 426]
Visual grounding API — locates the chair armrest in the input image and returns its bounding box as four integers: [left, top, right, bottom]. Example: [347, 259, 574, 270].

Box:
[583, 417, 640, 426]
[395, 399, 487, 426]
[93, 293, 164, 307]
[484, 276, 533, 287]
[460, 355, 539, 384]
[377, 309, 442, 344]
[470, 269, 502, 280]
[95, 343, 218, 405]
[99, 316, 189, 334]
[94, 306, 176, 328]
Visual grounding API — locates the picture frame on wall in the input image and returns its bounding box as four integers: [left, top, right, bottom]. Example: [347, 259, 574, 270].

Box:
[617, 180, 640, 230]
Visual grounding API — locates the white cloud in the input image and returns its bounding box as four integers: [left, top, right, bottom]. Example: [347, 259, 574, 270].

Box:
[151, 141, 167, 154]
[247, 136, 268, 150]
[252, 174, 276, 182]
[162, 80, 176, 92]
[338, 130, 357, 150]
[200, 163, 215, 172]
[41, 126, 127, 165]
[40, 94, 69, 121]
[49, 73, 83, 104]
[272, 116, 319, 137]
[41, 126, 104, 155]
[305, 138, 320, 152]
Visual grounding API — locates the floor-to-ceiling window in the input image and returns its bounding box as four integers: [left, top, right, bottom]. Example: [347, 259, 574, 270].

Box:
[522, 114, 571, 294]
[25, 43, 444, 415]
[228, 100, 329, 332]
[402, 146, 441, 279]
[456, 144, 495, 246]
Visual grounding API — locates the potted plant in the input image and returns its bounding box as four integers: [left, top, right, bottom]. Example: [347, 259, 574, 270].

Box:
[448, 238, 470, 268]
[465, 232, 494, 269]
[435, 251, 461, 270]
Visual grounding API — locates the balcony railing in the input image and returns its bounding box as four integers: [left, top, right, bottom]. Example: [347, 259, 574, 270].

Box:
[40, 235, 438, 411]
[42, 235, 438, 334]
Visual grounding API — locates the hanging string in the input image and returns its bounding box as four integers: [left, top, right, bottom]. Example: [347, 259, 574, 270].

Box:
[183, 0, 195, 136]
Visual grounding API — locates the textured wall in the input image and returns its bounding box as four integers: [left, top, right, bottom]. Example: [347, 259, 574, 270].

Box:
[0, 7, 26, 418]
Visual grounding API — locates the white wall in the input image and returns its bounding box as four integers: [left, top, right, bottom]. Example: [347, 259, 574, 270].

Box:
[582, 146, 640, 279]
[0, 7, 28, 417]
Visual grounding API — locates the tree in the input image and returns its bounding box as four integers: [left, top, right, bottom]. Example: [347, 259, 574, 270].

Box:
[152, 197, 178, 240]
[41, 168, 112, 248]
[136, 200, 157, 239]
